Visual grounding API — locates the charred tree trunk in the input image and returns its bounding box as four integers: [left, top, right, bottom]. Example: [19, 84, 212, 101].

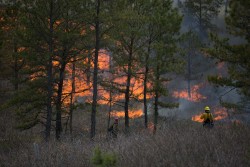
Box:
[91, 0, 100, 139]
[153, 64, 160, 134]
[143, 38, 151, 128]
[56, 60, 66, 140]
[45, 0, 54, 141]
[124, 37, 134, 131]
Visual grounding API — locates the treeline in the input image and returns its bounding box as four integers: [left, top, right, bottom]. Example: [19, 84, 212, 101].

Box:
[0, 0, 183, 140]
[0, 0, 249, 141]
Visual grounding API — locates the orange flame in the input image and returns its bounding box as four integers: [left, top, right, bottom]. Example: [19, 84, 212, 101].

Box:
[214, 108, 228, 121]
[191, 113, 203, 122]
[111, 109, 143, 119]
[61, 50, 151, 115]
[173, 84, 207, 102]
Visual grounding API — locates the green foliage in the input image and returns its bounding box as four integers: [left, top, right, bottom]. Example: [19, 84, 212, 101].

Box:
[181, 0, 223, 31]
[226, 0, 250, 41]
[1, 84, 46, 130]
[1, 0, 184, 136]
[206, 3, 250, 97]
[207, 75, 235, 87]
[158, 101, 179, 109]
[205, 0, 250, 113]
[91, 147, 117, 167]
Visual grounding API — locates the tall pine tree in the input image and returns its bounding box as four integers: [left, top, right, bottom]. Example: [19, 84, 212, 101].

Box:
[207, 0, 250, 109]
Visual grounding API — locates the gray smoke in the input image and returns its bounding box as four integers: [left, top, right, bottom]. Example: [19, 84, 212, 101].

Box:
[158, 0, 244, 121]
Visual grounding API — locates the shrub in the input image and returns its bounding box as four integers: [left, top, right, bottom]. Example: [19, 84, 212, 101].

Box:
[91, 147, 117, 167]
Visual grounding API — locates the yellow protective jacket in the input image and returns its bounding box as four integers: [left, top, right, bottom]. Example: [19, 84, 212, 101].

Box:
[200, 112, 213, 123]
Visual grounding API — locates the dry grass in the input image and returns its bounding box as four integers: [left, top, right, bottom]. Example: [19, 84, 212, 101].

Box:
[0, 109, 250, 167]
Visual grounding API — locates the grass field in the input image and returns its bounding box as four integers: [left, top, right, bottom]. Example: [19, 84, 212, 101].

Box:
[0, 108, 250, 167]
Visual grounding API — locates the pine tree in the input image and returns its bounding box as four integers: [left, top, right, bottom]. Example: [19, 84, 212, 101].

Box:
[108, 0, 149, 131]
[85, 0, 116, 139]
[141, 0, 183, 128]
[52, 0, 87, 140]
[7, 0, 88, 140]
[149, 0, 183, 133]
[181, 0, 223, 37]
[0, 2, 25, 91]
[206, 0, 250, 107]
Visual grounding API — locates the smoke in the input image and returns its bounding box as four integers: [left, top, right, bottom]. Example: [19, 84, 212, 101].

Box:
[157, 0, 244, 120]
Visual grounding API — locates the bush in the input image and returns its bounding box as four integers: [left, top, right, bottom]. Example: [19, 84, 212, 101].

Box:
[91, 147, 117, 167]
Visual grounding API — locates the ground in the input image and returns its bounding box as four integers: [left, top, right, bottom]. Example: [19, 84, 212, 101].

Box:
[0, 108, 250, 167]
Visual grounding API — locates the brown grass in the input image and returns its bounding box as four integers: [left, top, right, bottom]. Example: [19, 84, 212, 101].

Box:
[0, 109, 250, 167]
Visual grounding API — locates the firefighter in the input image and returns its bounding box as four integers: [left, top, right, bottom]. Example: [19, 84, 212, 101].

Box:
[108, 117, 119, 138]
[200, 106, 214, 128]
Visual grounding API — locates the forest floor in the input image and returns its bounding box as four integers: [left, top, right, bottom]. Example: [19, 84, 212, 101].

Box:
[0, 107, 250, 167]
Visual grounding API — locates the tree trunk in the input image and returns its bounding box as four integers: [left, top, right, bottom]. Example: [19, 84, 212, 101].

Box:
[107, 55, 113, 131]
[153, 64, 160, 134]
[56, 60, 66, 140]
[225, 0, 229, 14]
[143, 38, 151, 128]
[107, 85, 112, 131]
[199, 0, 202, 35]
[187, 50, 191, 98]
[124, 37, 134, 131]
[69, 60, 76, 136]
[45, 0, 54, 141]
[13, 42, 19, 91]
[91, 0, 100, 139]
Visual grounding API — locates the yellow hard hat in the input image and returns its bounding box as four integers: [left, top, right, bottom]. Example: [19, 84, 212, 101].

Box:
[204, 106, 210, 111]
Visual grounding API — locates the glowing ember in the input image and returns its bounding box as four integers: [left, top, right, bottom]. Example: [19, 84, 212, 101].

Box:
[173, 84, 207, 102]
[111, 109, 143, 119]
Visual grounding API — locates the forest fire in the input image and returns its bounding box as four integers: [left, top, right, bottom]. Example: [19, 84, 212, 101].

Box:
[192, 107, 228, 123]
[214, 108, 228, 121]
[172, 84, 207, 102]
[61, 51, 148, 118]
[111, 109, 143, 119]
